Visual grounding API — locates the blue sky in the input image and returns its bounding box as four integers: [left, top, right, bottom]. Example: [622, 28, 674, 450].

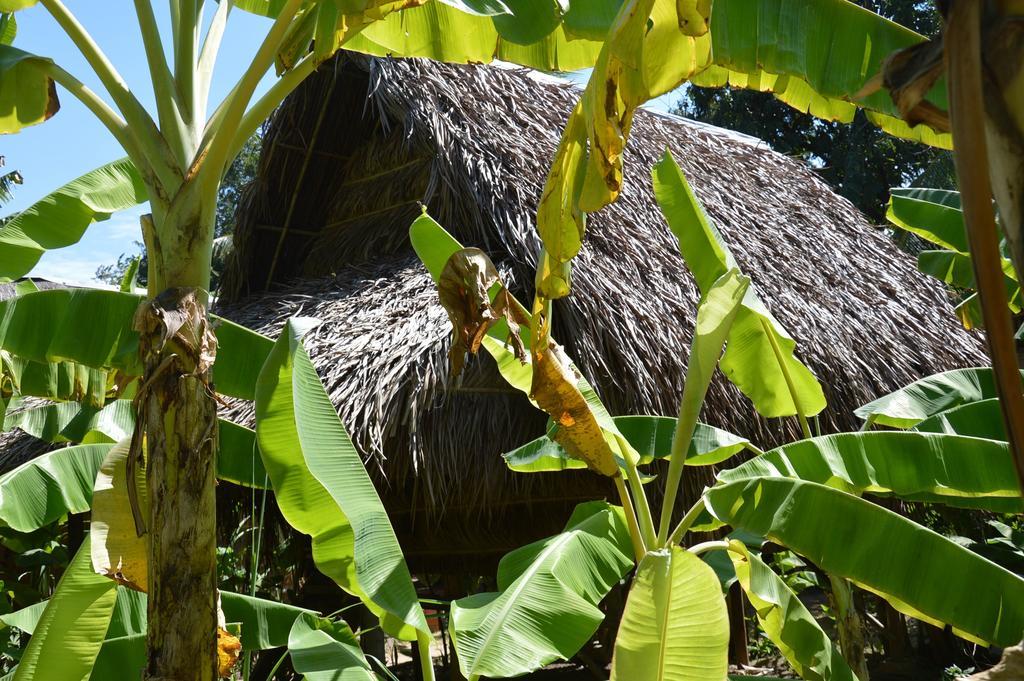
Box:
[3, 3, 277, 283]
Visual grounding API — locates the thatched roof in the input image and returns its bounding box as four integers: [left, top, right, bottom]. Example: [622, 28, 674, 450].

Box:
[214, 53, 986, 571]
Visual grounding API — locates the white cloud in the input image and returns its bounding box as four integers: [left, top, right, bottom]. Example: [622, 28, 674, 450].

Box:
[30, 255, 104, 286]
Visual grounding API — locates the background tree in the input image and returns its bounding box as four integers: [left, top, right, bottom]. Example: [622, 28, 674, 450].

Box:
[673, 0, 955, 221]
[0, 156, 22, 216]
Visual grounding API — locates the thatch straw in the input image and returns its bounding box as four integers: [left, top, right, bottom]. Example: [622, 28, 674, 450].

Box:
[215, 54, 986, 570]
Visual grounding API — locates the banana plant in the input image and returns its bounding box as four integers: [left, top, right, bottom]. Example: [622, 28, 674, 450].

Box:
[0, 313, 437, 679]
[413, 157, 1024, 679]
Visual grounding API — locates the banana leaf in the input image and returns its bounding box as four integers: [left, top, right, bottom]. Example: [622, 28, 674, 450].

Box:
[13, 536, 117, 681]
[855, 367, 1012, 428]
[0, 443, 112, 532]
[288, 612, 375, 681]
[0, 288, 274, 401]
[0, 159, 146, 281]
[409, 212, 638, 472]
[2, 397, 268, 488]
[728, 541, 855, 681]
[255, 317, 428, 639]
[450, 501, 634, 680]
[8, 587, 316, 679]
[2, 352, 108, 408]
[0, 44, 56, 134]
[610, 546, 729, 681]
[504, 416, 752, 473]
[693, 0, 949, 147]
[4, 399, 133, 443]
[912, 398, 1006, 441]
[653, 150, 825, 419]
[345, 1, 603, 72]
[716, 431, 1022, 513]
[887, 188, 967, 252]
[705, 477, 1024, 646]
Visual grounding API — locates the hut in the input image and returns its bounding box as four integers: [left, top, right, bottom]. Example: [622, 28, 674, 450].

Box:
[214, 52, 987, 574]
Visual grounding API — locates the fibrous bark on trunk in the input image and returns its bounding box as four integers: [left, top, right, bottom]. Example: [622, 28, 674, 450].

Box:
[135, 287, 220, 681]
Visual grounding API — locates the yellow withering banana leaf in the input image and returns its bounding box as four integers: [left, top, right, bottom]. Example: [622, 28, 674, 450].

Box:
[676, 0, 711, 36]
[536, 102, 588, 284]
[217, 628, 242, 678]
[428, 236, 625, 476]
[534, 0, 712, 276]
[530, 344, 620, 477]
[90, 438, 148, 593]
[578, 0, 711, 212]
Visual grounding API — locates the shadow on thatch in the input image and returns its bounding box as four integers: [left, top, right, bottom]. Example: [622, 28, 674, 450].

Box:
[214, 53, 986, 571]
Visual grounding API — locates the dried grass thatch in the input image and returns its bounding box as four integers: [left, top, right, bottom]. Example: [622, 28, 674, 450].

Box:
[215, 53, 987, 571]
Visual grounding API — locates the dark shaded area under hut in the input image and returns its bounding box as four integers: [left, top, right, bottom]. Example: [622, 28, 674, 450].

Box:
[211, 53, 987, 574]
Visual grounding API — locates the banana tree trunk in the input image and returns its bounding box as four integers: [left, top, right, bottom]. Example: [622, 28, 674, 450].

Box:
[135, 203, 220, 680]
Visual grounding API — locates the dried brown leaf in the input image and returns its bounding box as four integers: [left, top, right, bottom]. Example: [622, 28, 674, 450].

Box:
[438, 248, 527, 376]
[875, 40, 950, 131]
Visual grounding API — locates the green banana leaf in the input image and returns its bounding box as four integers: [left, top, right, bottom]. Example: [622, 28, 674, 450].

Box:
[13, 536, 117, 681]
[916, 250, 1020, 310]
[4, 399, 133, 443]
[912, 398, 1006, 441]
[2, 351, 109, 409]
[610, 546, 729, 681]
[705, 477, 1024, 646]
[288, 612, 375, 681]
[216, 419, 269, 489]
[0, 2, 37, 12]
[212, 315, 275, 401]
[887, 188, 967, 253]
[886, 187, 1021, 318]
[0, 289, 141, 374]
[854, 367, 1011, 428]
[2, 396, 268, 487]
[221, 591, 315, 650]
[345, 2, 603, 72]
[449, 501, 634, 680]
[0, 288, 274, 401]
[8, 587, 316, 679]
[0, 443, 112, 532]
[255, 317, 427, 639]
[90, 591, 314, 679]
[0, 158, 146, 281]
[692, 0, 949, 148]
[0, 600, 47, 634]
[2, 586, 146, 681]
[89, 588, 146, 681]
[727, 541, 855, 681]
[504, 416, 753, 473]
[716, 431, 1022, 513]
[652, 150, 826, 419]
[0, 417, 267, 534]
[0, 45, 56, 134]
[0, 13, 16, 45]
